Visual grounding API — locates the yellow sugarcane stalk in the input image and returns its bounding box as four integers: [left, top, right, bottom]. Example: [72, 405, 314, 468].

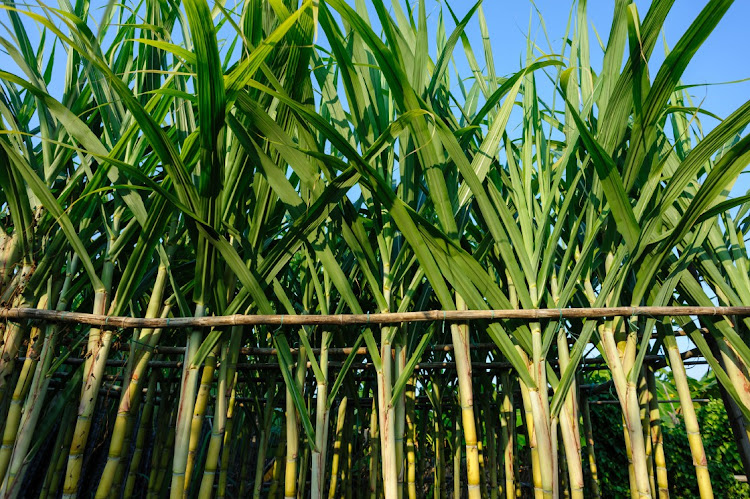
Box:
[452, 293, 481, 499]
[500, 371, 516, 499]
[453, 416, 462, 499]
[97, 268, 169, 497]
[183, 343, 219, 492]
[328, 397, 348, 497]
[664, 332, 712, 498]
[405, 378, 417, 499]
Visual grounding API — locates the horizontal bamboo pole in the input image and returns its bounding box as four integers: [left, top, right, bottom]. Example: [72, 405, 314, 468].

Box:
[1, 306, 747, 328]
[22, 355, 706, 372]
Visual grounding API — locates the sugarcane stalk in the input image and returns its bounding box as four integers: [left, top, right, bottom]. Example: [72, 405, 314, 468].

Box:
[329, 396, 348, 498]
[96, 266, 170, 497]
[645, 367, 668, 498]
[452, 294, 481, 499]
[217, 377, 239, 499]
[0, 297, 47, 483]
[123, 372, 159, 498]
[183, 342, 219, 493]
[580, 395, 601, 499]
[453, 414, 462, 499]
[394, 341, 406, 499]
[269, 420, 287, 499]
[171, 301, 208, 497]
[40, 405, 76, 499]
[312, 328, 331, 499]
[377, 325, 398, 499]
[519, 383, 542, 499]
[500, 371, 516, 499]
[254, 381, 278, 499]
[284, 345, 306, 499]
[664, 331, 712, 497]
[405, 377, 417, 499]
[487, 398, 498, 499]
[369, 396, 380, 499]
[638, 369, 656, 499]
[557, 327, 584, 499]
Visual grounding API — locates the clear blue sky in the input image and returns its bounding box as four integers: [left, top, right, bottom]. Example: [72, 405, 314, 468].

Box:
[457, 0, 750, 121]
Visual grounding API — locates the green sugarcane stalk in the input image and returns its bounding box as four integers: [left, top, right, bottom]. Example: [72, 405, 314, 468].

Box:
[123, 373, 159, 498]
[217, 377, 239, 498]
[394, 341, 406, 499]
[638, 370, 656, 499]
[269, 420, 286, 499]
[96, 266, 169, 497]
[557, 327, 584, 499]
[312, 328, 331, 499]
[40, 406, 76, 499]
[645, 368, 668, 498]
[486, 398, 498, 499]
[369, 396, 379, 499]
[184, 343, 219, 493]
[0, 307, 47, 482]
[580, 395, 601, 499]
[171, 303, 208, 497]
[284, 345, 306, 499]
[254, 382, 277, 499]
[197, 340, 230, 498]
[150, 393, 178, 498]
[377, 325, 398, 499]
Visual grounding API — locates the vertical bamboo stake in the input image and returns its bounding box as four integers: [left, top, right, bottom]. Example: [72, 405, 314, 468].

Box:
[580, 395, 600, 499]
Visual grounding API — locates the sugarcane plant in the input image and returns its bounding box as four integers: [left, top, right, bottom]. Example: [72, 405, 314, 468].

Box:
[0, 0, 749, 498]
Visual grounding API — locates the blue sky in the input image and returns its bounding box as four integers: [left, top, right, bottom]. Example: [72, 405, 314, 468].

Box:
[461, 0, 750, 121]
